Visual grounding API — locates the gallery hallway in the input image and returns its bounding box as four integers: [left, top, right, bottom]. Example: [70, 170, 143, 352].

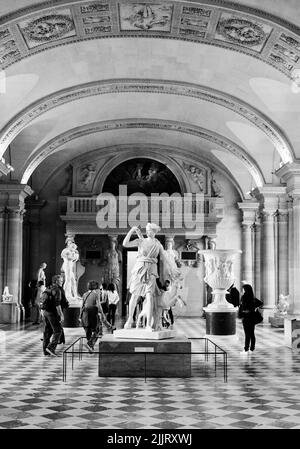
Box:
[0, 317, 300, 430]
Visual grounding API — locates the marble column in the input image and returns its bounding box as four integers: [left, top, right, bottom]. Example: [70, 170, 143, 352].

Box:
[26, 198, 46, 281]
[0, 208, 7, 296]
[0, 184, 33, 303]
[238, 201, 259, 289]
[241, 223, 253, 286]
[261, 209, 276, 310]
[277, 209, 289, 297]
[288, 197, 294, 307]
[276, 162, 300, 315]
[253, 216, 261, 300]
[291, 196, 300, 313]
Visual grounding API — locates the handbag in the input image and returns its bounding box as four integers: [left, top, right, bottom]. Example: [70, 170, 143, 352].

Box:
[253, 308, 263, 325]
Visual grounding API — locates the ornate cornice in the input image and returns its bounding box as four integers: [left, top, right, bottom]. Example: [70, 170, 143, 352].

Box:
[0, 79, 294, 165]
[0, 1, 299, 80]
[20, 118, 264, 188]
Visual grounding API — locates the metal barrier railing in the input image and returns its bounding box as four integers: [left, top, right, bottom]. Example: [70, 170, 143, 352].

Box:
[62, 336, 227, 383]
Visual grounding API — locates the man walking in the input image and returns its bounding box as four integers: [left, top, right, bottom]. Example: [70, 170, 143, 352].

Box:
[42, 275, 66, 356]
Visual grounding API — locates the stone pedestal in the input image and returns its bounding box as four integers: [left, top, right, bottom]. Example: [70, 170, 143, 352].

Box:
[269, 315, 285, 328]
[204, 309, 237, 335]
[0, 302, 20, 323]
[113, 328, 177, 340]
[63, 304, 81, 328]
[284, 316, 300, 351]
[98, 335, 191, 377]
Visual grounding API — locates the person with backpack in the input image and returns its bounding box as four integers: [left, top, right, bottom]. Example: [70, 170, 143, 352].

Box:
[41, 274, 66, 356]
[238, 283, 263, 355]
[80, 280, 114, 353]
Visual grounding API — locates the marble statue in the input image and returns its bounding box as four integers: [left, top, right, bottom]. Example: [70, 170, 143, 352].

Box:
[211, 171, 221, 197]
[37, 262, 47, 285]
[123, 223, 181, 331]
[274, 294, 289, 316]
[104, 237, 122, 291]
[61, 238, 80, 302]
[2, 286, 13, 302]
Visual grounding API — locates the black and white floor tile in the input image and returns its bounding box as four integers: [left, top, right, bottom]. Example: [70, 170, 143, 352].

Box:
[0, 317, 300, 429]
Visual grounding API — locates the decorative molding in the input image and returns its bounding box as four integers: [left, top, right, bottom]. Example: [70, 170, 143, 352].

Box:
[0, 79, 293, 166]
[20, 118, 264, 189]
[0, 1, 300, 79]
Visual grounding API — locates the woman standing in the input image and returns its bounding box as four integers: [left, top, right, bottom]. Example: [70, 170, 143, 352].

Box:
[239, 284, 263, 354]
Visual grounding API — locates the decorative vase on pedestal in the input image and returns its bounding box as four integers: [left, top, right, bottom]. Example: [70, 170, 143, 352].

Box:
[199, 249, 242, 336]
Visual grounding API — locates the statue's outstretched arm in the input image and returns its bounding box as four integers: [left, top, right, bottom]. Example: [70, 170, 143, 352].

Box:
[123, 226, 142, 248]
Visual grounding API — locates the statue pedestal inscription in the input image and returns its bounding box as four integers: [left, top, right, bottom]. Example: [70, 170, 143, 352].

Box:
[98, 335, 191, 377]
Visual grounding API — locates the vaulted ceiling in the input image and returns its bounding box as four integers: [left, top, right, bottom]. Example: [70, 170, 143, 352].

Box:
[0, 0, 300, 198]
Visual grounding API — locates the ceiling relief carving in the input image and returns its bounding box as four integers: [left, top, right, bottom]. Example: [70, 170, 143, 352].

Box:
[18, 10, 76, 48]
[0, 1, 299, 79]
[118, 3, 174, 32]
[79, 2, 112, 36]
[216, 13, 272, 52]
[0, 80, 293, 166]
[20, 118, 264, 189]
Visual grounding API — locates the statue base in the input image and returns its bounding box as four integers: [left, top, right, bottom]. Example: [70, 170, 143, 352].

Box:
[63, 303, 81, 328]
[203, 308, 238, 336]
[99, 335, 191, 377]
[113, 328, 177, 340]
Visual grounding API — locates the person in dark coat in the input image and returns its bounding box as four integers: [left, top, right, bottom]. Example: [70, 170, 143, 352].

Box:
[238, 284, 263, 354]
[226, 283, 240, 307]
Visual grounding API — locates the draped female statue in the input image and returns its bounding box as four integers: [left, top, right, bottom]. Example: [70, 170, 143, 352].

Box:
[123, 223, 182, 331]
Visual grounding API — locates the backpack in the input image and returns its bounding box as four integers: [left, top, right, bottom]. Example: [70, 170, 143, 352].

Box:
[40, 289, 54, 311]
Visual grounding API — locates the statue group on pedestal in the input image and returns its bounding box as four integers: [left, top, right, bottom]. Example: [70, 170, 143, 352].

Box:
[123, 223, 185, 332]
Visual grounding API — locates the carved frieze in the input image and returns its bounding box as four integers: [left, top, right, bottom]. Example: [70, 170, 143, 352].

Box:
[18, 9, 76, 48]
[118, 2, 173, 32]
[216, 12, 273, 52]
[0, 0, 299, 80]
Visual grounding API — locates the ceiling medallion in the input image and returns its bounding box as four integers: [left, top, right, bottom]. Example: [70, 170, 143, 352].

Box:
[217, 17, 266, 46]
[22, 14, 75, 42]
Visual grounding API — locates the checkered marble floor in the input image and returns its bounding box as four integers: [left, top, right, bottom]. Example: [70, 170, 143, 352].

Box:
[0, 316, 300, 429]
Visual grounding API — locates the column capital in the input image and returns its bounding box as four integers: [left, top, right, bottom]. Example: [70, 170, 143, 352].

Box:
[0, 183, 33, 212]
[276, 162, 300, 196]
[238, 200, 260, 224]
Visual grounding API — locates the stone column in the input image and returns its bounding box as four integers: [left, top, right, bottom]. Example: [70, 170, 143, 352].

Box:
[238, 201, 259, 288]
[291, 196, 300, 313]
[277, 206, 289, 297]
[276, 163, 300, 314]
[0, 207, 7, 296]
[261, 209, 276, 311]
[287, 196, 294, 306]
[253, 215, 261, 299]
[25, 197, 46, 281]
[0, 184, 33, 303]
